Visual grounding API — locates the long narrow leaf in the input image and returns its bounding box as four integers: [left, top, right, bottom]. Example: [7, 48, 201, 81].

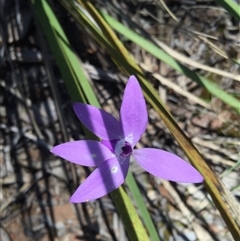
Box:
[102, 13, 240, 115]
[213, 0, 240, 20]
[30, 0, 150, 240]
[30, 0, 99, 105]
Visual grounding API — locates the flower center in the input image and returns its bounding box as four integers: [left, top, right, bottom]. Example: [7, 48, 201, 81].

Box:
[101, 139, 133, 157]
[121, 142, 132, 156]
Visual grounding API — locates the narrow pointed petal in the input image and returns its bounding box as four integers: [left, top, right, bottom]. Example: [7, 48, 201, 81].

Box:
[133, 148, 203, 183]
[51, 141, 114, 166]
[73, 103, 122, 140]
[70, 157, 130, 203]
[120, 76, 148, 146]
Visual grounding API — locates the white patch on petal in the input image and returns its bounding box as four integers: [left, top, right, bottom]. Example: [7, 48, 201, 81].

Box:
[115, 139, 125, 156]
[125, 133, 134, 145]
[91, 154, 96, 158]
[111, 166, 118, 173]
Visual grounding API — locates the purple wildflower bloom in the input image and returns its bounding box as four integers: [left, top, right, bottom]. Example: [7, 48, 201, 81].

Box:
[51, 76, 203, 203]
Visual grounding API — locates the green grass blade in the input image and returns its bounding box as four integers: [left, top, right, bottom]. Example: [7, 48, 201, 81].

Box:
[102, 13, 240, 115]
[30, 1, 150, 240]
[30, 0, 98, 105]
[111, 186, 151, 241]
[213, 0, 240, 20]
[126, 172, 161, 241]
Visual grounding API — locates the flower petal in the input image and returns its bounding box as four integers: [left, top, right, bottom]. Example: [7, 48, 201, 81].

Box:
[133, 148, 203, 183]
[51, 140, 114, 166]
[120, 76, 148, 146]
[101, 139, 119, 152]
[73, 103, 122, 140]
[70, 157, 130, 203]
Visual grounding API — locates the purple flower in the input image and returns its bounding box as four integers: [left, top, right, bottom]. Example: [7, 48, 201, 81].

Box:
[51, 76, 203, 203]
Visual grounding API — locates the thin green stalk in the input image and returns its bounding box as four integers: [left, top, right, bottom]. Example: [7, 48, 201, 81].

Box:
[126, 172, 161, 241]
[30, 0, 150, 240]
